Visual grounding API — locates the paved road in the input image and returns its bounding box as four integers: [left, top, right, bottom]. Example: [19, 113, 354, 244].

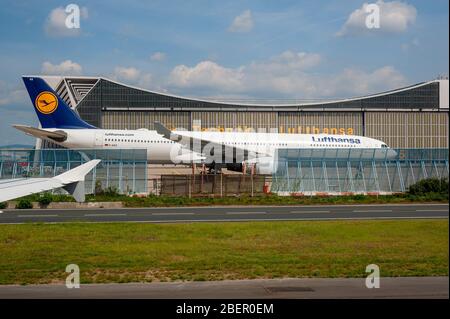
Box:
[0, 277, 447, 299]
[0, 203, 447, 224]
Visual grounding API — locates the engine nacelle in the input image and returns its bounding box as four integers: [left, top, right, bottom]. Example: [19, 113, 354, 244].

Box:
[226, 163, 244, 173]
[245, 156, 277, 175]
[254, 157, 275, 175]
[226, 157, 277, 175]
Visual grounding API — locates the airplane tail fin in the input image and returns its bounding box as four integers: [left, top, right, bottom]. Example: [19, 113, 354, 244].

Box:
[22, 76, 96, 129]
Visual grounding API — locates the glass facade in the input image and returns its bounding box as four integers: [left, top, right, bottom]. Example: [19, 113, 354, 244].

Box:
[272, 148, 449, 194]
[311, 82, 440, 109]
[0, 149, 148, 195]
[76, 81, 104, 127]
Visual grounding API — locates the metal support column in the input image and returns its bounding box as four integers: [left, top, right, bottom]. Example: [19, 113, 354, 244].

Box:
[310, 161, 316, 192]
[371, 160, 380, 192]
[322, 161, 329, 192]
[396, 161, 405, 192]
[346, 161, 355, 193]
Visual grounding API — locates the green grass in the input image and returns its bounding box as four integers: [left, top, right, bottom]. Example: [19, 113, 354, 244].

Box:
[0, 220, 447, 285]
[12, 191, 448, 207]
[123, 193, 448, 207]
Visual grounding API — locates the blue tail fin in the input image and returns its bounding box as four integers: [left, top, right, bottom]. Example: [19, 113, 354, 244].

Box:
[22, 76, 96, 129]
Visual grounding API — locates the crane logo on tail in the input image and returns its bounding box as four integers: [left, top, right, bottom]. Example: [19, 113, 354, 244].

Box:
[35, 91, 58, 114]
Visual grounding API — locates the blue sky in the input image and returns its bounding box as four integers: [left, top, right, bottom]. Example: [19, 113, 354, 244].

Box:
[0, 0, 448, 145]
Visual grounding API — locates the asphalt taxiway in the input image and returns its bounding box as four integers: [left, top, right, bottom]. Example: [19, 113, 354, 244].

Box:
[0, 203, 447, 224]
[0, 277, 447, 299]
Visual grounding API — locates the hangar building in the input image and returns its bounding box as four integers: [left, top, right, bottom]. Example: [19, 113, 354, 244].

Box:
[36, 76, 449, 151]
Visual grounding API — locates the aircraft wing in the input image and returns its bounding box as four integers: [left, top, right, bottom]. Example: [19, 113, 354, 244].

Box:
[173, 152, 206, 163]
[154, 122, 270, 162]
[0, 159, 100, 202]
[12, 124, 67, 142]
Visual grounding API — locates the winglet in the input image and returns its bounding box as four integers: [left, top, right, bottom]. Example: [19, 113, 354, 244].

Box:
[154, 121, 180, 141]
[55, 159, 101, 184]
[56, 159, 101, 202]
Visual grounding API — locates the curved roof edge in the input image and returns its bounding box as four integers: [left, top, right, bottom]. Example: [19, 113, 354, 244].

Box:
[23, 75, 448, 108]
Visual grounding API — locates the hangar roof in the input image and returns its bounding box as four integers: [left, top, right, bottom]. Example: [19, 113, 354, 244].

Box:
[25, 75, 449, 112]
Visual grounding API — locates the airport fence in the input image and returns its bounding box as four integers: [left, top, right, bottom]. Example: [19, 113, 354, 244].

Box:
[159, 174, 269, 197]
[0, 148, 148, 195]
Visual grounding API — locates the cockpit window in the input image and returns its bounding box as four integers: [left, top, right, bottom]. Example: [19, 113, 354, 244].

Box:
[381, 144, 388, 148]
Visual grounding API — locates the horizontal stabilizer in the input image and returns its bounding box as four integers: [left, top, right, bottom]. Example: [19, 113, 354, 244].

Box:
[12, 124, 67, 142]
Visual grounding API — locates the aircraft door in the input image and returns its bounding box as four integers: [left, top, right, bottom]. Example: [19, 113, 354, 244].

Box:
[94, 132, 103, 147]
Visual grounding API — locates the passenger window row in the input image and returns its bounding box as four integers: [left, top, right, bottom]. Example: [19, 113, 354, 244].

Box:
[224, 142, 288, 146]
[105, 138, 174, 143]
[310, 144, 358, 147]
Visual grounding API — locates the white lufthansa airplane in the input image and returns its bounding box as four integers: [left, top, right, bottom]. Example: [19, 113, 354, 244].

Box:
[14, 77, 396, 174]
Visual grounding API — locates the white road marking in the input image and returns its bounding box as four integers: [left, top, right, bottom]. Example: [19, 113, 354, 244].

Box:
[1, 215, 447, 225]
[415, 209, 448, 212]
[226, 212, 267, 215]
[152, 212, 195, 216]
[18, 214, 58, 218]
[84, 213, 127, 217]
[104, 216, 449, 224]
[290, 210, 330, 214]
[353, 209, 392, 213]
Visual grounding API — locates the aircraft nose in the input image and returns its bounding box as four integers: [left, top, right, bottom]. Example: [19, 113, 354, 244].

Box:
[387, 149, 398, 159]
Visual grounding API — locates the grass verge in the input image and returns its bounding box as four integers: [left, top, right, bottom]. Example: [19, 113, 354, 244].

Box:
[122, 193, 448, 207]
[9, 192, 448, 208]
[0, 220, 447, 284]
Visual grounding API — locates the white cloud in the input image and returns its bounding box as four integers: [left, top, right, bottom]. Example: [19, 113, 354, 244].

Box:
[228, 10, 254, 33]
[249, 51, 321, 74]
[41, 60, 83, 75]
[138, 73, 153, 88]
[44, 6, 88, 37]
[169, 61, 244, 91]
[113, 66, 141, 82]
[169, 51, 321, 94]
[150, 52, 166, 62]
[112, 66, 153, 89]
[324, 66, 406, 97]
[168, 51, 407, 99]
[337, 1, 417, 36]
